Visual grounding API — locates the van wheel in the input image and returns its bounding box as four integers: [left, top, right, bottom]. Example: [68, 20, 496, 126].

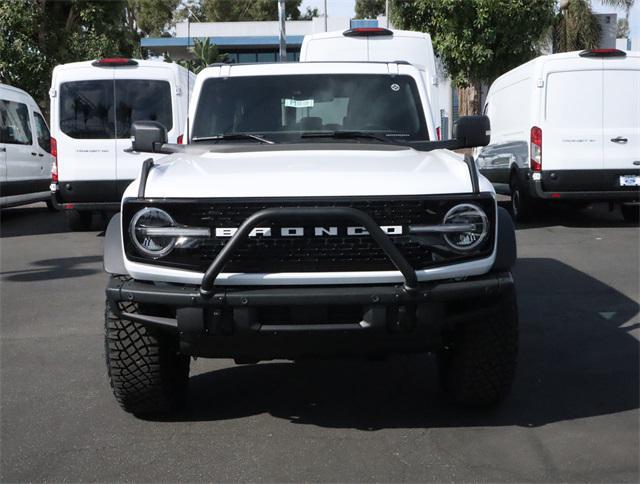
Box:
[45, 198, 59, 212]
[510, 177, 534, 222]
[66, 210, 92, 231]
[105, 295, 190, 416]
[621, 204, 639, 223]
[437, 288, 518, 406]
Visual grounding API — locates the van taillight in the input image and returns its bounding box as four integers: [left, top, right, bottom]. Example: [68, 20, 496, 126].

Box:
[177, 134, 183, 144]
[530, 127, 542, 172]
[92, 58, 138, 67]
[343, 27, 393, 37]
[436, 127, 441, 141]
[51, 137, 58, 183]
[579, 49, 626, 58]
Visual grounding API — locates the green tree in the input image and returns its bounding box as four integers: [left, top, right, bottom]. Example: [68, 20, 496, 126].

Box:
[165, 38, 226, 73]
[355, 0, 386, 19]
[126, 0, 180, 37]
[553, 0, 601, 53]
[202, 0, 304, 21]
[602, 0, 635, 38]
[1, 0, 135, 109]
[392, 0, 555, 115]
[300, 7, 320, 20]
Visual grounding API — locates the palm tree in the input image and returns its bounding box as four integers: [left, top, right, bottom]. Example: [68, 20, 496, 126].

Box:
[601, 0, 635, 38]
[164, 38, 227, 73]
[554, 0, 601, 52]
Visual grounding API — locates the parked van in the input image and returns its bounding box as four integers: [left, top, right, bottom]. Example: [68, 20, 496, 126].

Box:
[476, 49, 640, 222]
[49, 58, 195, 229]
[0, 84, 55, 209]
[300, 28, 441, 139]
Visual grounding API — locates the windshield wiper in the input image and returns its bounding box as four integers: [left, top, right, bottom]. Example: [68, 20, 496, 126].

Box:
[192, 133, 275, 144]
[300, 130, 405, 144]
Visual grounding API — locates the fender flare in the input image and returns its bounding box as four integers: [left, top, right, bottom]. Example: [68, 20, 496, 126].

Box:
[103, 213, 127, 275]
[492, 206, 517, 271]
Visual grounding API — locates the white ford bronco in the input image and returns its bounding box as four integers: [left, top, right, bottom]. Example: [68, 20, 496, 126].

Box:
[103, 61, 518, 416]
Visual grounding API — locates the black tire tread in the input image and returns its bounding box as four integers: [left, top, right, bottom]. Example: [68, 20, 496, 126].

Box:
[105, 277, 189, 416]
[439, 290, 518, 406]
[621, 204, 639, 223]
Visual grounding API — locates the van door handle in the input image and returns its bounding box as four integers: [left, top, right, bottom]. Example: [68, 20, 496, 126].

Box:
[0, 147, 5, 152]
[31, 152, 37, 156]
[611, 137, 628, 143]
[38, 153, 44, 157]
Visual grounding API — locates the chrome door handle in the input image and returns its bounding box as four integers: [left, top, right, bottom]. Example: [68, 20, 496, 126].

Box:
[611, 137, 628, 143]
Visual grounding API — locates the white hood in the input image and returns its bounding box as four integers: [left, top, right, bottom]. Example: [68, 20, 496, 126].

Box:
[137, 146, 481, 199]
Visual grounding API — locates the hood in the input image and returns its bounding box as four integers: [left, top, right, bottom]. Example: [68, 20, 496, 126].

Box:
[139, 145, 477, 199]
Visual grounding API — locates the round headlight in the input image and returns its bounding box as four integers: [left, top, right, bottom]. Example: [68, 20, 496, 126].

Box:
[442, 203, 488, 251]
[130, 207, 176, 258]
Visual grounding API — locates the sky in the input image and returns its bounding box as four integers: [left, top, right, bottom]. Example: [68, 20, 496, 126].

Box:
[300, 0, 640, 40]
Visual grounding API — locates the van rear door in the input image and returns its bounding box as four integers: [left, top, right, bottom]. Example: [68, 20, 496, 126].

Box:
[56, 67, 117, 202]
[113, 67, 176, 196]
[543, 63, 604, 171]
[602, 57, 640, 171]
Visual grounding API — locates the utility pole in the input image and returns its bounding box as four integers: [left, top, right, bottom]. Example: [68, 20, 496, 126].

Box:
[324, 0, 328, 32]
[385, 0, 390, 28]
[278, 0, 287, 62]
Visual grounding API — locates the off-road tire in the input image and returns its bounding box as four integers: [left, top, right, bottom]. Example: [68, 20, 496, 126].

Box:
[621, 204, 639, 223]
[438, 288, 518, 406]
[510, 176, 535, 222]
[66, 209, 92, 231]
[45, 198, 58, 212]
[105, 282, 190, 416]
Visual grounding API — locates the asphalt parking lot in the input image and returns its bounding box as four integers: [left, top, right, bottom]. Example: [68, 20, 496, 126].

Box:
[1, 202, 638, 482]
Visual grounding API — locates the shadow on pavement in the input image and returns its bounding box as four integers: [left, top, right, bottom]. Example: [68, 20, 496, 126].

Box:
[160, 257, 638, 429]
[501, 201, 639, 230]
[0, 255, 102, 282]
[0, 204, 111, 237]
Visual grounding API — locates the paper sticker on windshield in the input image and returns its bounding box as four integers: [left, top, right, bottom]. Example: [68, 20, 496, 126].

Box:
[390, 83, 400, 91]
[284, 99, 314, 108]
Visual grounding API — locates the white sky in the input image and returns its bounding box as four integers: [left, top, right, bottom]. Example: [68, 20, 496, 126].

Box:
[301, 0, 639, 39]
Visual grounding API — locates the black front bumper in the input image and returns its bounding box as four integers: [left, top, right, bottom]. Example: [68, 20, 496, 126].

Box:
[107, 272, 514, 359]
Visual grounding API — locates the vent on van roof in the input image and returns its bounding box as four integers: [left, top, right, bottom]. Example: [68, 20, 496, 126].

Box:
[92, 58, 138, 67]
[343, 27, 393, 37]
[579, 49, 626, 58]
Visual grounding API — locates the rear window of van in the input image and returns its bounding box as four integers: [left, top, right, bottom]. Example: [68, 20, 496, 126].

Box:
[60, 79, 172, 139]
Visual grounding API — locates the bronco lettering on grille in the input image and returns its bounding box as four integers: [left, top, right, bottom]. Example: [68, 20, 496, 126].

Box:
[213, 225, 403, 238]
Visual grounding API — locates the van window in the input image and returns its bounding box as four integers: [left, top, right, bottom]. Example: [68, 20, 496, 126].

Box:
[60, 79, 172, 139]
[60, 80, 115, 139]
[0, 100, 33, 145]
[546, 70, 602, 128]
[33, 112, 51, 152]
[114, 80, 173, 138]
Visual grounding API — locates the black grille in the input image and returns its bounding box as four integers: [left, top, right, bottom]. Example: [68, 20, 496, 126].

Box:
[123, 195, 495, 273]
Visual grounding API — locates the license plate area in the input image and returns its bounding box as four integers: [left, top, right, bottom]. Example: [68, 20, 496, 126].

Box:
[619, 175, 640, 187]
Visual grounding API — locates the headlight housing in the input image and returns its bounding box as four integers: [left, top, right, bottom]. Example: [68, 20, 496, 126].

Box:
[130, 207, 177, 258]
[442, 203, 488, 251]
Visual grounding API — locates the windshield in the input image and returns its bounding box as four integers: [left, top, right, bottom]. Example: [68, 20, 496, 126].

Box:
[191, 74, 429, 143]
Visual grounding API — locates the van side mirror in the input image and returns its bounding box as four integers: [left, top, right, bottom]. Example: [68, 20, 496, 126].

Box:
[131, 121, 167, 153]
[453, 115, 491, 148]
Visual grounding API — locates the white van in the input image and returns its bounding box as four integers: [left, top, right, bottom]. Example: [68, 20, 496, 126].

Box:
[1, 84, 55, 209]
[300, 27, 441, 139]
[476, 49, 640, 222]
[49, 58, 195, 229]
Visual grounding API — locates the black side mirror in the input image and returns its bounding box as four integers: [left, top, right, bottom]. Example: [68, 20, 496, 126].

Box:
[131, 121, 167, 153]
[453, 115, 491, 148]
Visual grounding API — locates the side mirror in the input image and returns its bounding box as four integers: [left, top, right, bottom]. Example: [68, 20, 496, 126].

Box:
[131, 121, 167, 153]
[453, 115, 491, 148]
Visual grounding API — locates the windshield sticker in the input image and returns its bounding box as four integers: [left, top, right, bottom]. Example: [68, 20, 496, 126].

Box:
[284, 99, 314, 108]
[390, 83, 400, 92]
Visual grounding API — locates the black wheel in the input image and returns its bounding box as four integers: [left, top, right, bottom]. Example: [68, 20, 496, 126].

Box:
[66, 210, 92, 231]
[438, 288, 518, 406]
[621, 204, 639, 223]
[509, 176, 535, 222]
[105, 285, 190, 416]
[45, 198, 59, 212]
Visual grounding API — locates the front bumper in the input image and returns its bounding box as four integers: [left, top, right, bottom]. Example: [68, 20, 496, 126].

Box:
[106, 271, 514, 359]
